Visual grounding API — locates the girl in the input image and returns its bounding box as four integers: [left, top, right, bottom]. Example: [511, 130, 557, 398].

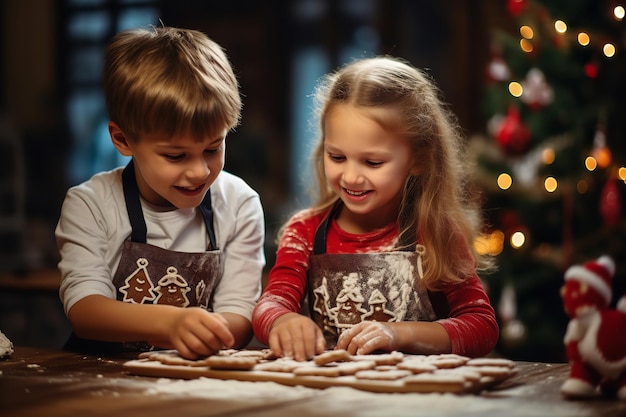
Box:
[252, 56, 498, 361]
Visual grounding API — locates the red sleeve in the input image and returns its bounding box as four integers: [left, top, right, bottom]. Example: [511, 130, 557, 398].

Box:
[251, 209, 324, 345]
[436, 275, 499, 357]
[253, 207, 499, 356]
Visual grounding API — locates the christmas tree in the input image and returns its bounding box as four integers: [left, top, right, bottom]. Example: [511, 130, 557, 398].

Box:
[471, 0, 626, 362]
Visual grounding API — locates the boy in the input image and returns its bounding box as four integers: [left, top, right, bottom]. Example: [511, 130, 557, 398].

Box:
[55, 26, 265, 359]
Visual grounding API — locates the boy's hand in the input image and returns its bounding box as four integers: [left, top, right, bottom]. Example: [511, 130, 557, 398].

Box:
[154, 307, 235, 359]
[268, 313, 325, 361]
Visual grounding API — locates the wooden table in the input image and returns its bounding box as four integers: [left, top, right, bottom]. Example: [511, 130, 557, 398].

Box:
[1, 346, 625, 417]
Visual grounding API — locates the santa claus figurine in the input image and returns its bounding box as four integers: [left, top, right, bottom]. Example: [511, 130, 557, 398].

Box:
[560, 255, 626, 400]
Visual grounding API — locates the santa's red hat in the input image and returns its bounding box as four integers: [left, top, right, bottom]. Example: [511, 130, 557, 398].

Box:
[564, 255, 615, 303]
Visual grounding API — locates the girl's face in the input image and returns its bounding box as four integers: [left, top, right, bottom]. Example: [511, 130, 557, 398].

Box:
[112, 123, 226, 209]
[323, 103, 414, 233]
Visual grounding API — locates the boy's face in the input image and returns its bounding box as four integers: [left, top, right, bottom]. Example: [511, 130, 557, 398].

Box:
[118, 127, 227, 209]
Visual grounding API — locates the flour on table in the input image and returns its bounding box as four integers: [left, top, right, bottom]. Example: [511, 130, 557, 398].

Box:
[144, 377, 319, 401]
[140, 379, 591, 417]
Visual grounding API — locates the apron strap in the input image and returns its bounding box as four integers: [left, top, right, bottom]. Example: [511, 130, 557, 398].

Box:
[122, 160, 147, 243]
[313, 201, 342, 255]
[121, 160, 217, 249]
[312, 200, 416, 254]
[199, 191, 217, 250]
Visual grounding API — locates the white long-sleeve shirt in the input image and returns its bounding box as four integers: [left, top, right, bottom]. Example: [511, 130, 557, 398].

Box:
[56, 167, 265, 320]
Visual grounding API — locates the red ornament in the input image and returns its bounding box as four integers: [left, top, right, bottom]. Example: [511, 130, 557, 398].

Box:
[499, 209, 521, 232]
[560, 256, 626, 400]
[600, 179, 622, 227]
[584, 63, 599, 78]
[495, 106, 531, 155]
[507, 0, 526, 16]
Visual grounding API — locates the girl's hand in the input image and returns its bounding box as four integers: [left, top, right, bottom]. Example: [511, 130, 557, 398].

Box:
[336, 321, 397, 355]
[151, 307, 235, 359]
[268, 312, 326, 361]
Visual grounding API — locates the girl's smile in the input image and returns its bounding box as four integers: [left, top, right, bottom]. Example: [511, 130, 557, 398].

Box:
[342, 187, 372, 200]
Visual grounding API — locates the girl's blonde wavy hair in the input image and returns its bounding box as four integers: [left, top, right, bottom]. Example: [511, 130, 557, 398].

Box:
[307, 56, 492, 290]
[103, 26, 241, 142]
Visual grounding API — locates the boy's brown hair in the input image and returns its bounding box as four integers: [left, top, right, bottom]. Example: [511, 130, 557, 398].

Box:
[103, 26, 241, 141]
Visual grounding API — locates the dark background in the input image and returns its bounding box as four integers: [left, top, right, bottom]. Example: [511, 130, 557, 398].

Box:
[1, 0, 511, 268]
[7, 1, 590, 359]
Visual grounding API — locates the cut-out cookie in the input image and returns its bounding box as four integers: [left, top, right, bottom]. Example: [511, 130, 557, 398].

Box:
[253, 358, 305, 373]
[352, 351, 404, 366]
[396, 360, 438, 374]
[204, 356, 259, 370]
[313, 349, 352, 365]
[355, 369, 413, 380]
[465, 357, 515, 368]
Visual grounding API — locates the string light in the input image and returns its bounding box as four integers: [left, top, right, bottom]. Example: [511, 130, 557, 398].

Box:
[544, 177, 558, 192]
[510, 231, 526, 249]
[542, 148, 555, 164]
[603, 43, 616, 57]
[497, 173, 513, 190]
[554, 20, 567, 34]
[585, 156, 597, 171]
[546, 14, 620, 58]
[520, 25, 534, 39]
[509, 82, 523, 97]
[505, 6, 624, 203]
[514, 18, 619, 59]
[520, 38, 534, 52]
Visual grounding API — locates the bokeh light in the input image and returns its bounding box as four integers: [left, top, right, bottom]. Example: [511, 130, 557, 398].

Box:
[520, 25, 534, 39]
[542, 148, 555, 164]
[544, 177, 557, 192]
[585, 156, 597, 171]
[511, 231, 526, 249]
[509, 82, 523, 97]
[520, 39, 533, 52]
[603, 43, 616, 57]
[498, 173, 513, 190]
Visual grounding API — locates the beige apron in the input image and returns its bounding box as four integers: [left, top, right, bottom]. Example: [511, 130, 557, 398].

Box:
[307, 203, 438, 347]
[64, 160, 222, 353]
